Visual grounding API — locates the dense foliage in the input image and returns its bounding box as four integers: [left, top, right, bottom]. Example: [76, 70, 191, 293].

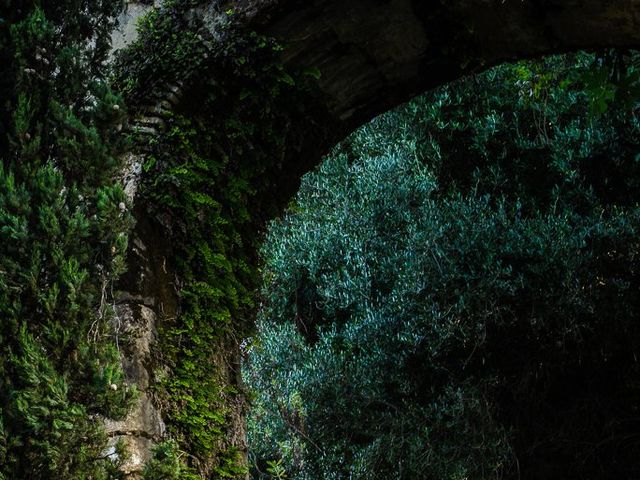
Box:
[114, 2, 322, 477]
[246, 53, 640, 479]
[4, 1, 640, 478]
[0, 2, 135, 478]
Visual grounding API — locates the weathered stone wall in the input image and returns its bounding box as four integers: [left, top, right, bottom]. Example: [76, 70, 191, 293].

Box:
[105, 206, 181, 475]
[111, 2, 159, 52]
[107, 7, 180, 473]
[220, 0, 640, 132]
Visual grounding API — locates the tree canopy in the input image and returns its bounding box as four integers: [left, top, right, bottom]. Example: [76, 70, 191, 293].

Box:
[246, 53, 640, 480]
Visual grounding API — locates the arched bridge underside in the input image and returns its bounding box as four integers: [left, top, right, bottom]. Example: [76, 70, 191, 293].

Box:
[113, 0, 640, 476]
[243, 0, 640, 132]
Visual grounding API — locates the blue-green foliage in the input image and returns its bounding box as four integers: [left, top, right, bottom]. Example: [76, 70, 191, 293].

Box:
[247, 53, 640, 479]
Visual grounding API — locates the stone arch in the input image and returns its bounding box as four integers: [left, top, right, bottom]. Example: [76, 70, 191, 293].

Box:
[247, 0, 640, 133]
[111, 0, 640, 476]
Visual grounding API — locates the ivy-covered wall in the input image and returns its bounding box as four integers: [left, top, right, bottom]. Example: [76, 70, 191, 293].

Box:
[0, 0, 328, 477]
[112, 1, 328, 477]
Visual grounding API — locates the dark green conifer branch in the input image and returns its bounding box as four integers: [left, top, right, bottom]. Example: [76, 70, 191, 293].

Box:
[0, 2, 136, 478]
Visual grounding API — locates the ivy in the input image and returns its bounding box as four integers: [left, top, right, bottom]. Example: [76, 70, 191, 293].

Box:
[116, 2, 322, 476]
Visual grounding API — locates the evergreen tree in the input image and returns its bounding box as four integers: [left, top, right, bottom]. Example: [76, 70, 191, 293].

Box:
[0, 2, 134, 478]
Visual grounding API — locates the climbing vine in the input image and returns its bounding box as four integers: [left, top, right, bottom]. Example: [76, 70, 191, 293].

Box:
[114, 1, 325, 477]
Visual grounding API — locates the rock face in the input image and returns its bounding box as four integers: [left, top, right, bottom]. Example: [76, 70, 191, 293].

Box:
[111, 2, 159, 52]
